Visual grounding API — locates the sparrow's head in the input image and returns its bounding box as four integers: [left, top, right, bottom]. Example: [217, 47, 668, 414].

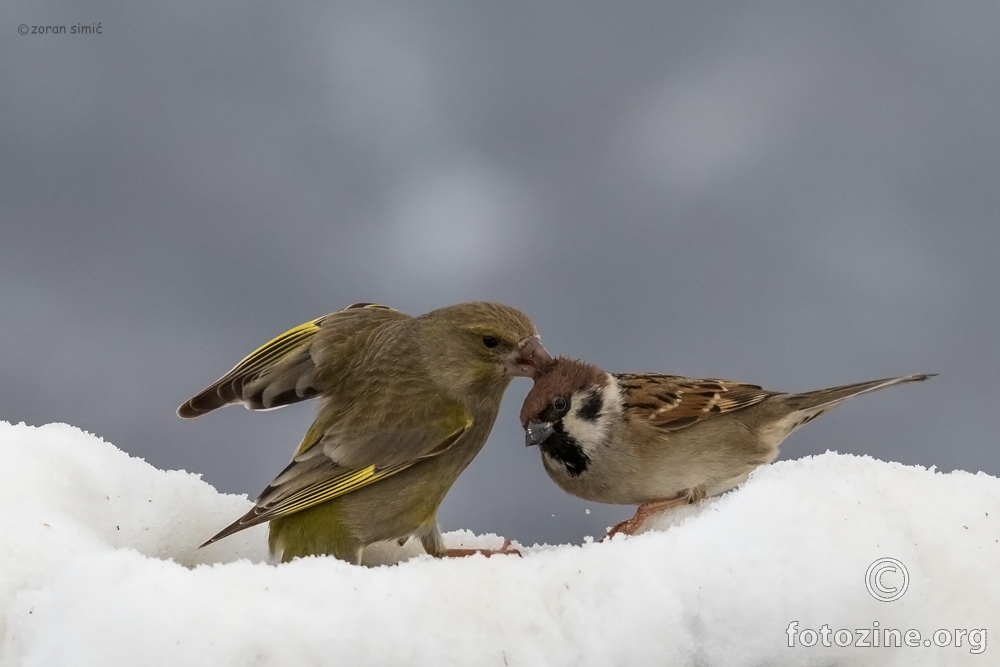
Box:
[520, 357, 621, 476]
[418, 302, 553, 396]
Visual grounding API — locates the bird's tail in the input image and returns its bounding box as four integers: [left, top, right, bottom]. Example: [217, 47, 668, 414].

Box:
[768, 373, 935, 441]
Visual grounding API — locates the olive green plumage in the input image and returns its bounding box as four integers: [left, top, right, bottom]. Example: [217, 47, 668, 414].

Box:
[178, 301, 550, 564]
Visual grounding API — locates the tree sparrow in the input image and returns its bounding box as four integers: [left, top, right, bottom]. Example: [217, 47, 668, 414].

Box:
[520, 358, 933, 537]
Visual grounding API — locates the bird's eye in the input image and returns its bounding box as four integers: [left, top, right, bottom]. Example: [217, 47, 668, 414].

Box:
[553, 396, 568, 412]
[482, 335, 499, 348]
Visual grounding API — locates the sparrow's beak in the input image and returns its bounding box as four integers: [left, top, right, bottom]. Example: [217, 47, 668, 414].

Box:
[506, 336, 553, 379]
[524, 421, 555, 447]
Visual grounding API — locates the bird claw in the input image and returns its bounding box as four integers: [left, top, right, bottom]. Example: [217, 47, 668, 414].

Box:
[602, 516, 643, 540]
[443, 538, 522, 558]
[600, 491, 701, 541]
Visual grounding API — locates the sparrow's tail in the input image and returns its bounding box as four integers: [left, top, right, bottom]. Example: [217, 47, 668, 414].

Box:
[769, 373, 935, 441]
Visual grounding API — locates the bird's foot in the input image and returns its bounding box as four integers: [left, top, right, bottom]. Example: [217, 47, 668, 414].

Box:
[443, 538, 522, 558]
[602, 489, 704, 540]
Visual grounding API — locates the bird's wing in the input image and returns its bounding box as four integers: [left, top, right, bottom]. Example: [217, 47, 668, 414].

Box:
[614, 373, 776, 431]
[177, 303, 405, 418]
[201, 402, 472, 544]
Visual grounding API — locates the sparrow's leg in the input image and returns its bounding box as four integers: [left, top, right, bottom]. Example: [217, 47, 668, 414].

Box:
[604, 487, 706, 539]
[443, 538, 522, 558]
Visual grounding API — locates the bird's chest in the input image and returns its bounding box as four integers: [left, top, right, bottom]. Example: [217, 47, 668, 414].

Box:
[537, 428, 648, 504]
[539, 424, 709, 505]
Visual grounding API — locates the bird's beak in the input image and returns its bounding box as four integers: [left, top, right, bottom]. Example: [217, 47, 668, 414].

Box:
[524, 421, 555, 447]
[506, 336, 553, 379]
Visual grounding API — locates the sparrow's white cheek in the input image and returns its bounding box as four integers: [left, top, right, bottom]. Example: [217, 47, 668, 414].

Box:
[562, 381, 622, 455]
[561, 415, 604, 454]
[599, 380, 623, 416]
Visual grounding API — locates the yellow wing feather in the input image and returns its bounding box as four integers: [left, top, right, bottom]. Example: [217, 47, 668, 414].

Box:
[178, 303, 402, 418]
[223, 316, 328, 380]
[200, 415, 471, 546]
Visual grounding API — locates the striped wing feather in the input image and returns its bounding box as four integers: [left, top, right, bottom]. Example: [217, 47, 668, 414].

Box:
[201, 413, 472, 545]
[177, 303, 402, 418]
[614, 373, 776, 431]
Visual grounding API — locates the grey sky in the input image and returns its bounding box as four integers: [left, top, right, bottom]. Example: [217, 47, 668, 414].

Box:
[2, 1, 997, 545]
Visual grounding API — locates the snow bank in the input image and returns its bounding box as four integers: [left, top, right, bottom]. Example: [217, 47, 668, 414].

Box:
[0, 422, 996, 666]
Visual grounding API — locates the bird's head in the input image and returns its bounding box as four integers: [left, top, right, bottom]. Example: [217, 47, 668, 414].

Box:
[520, 357, 621, 475]
[417, 302, 553, 398]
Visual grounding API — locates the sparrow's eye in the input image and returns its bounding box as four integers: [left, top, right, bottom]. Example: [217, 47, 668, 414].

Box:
[482, 335, 499, 348]
[552, 396, 568, 413]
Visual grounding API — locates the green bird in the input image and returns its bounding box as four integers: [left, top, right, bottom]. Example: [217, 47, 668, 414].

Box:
[178, 301, 551, 564]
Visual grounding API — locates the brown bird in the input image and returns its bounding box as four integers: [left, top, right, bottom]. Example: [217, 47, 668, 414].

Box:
[520, 358, 933, 537]
[179, 301, 550, 563]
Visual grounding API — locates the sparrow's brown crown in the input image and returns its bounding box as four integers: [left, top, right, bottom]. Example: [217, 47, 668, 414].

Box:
[520, 357, 608, 426]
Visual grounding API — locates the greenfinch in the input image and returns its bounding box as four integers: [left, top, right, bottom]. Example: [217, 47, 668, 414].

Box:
[521, 357, 932, 536]
[179, 301, 551, 564]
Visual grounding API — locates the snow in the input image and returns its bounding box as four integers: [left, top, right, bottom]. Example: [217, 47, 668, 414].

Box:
[1, 422, 997, 666]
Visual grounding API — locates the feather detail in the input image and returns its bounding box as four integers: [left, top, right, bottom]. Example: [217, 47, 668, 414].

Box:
[614, 373, 776, 431]
[761, 373, 936, 443]
[177, 303, 403, 418]
[200, 416, 472, 546]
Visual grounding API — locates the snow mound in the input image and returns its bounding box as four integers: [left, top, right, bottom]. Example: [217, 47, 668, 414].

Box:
[0, 422, 996, 666]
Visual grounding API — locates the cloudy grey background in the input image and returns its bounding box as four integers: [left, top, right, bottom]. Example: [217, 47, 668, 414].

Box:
[2, 2, 997, 546]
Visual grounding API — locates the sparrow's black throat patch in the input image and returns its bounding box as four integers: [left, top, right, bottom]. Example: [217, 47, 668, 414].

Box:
[538, 426, 590, 476]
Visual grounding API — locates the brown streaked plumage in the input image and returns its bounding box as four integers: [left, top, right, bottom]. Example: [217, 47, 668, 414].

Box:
[179, 301, 551, 564]
[521, 357, 934, 537]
